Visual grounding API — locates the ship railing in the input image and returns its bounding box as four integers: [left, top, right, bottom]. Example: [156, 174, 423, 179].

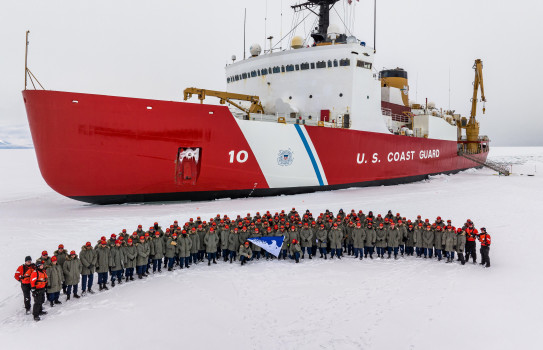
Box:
[381, 108, 410, 123]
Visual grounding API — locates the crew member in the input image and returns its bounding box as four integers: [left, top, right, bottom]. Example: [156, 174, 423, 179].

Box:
[479, 227, 491, 268]
[14, 256, 35, 314]
[30, 261, 48, 321]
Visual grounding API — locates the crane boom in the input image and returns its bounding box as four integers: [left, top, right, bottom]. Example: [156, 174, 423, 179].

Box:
[470, 59, 486, 118]
[183, 87, 264, 117]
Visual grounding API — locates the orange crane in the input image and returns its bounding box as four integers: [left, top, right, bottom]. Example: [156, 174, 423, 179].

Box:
[183, 88, 264, 118]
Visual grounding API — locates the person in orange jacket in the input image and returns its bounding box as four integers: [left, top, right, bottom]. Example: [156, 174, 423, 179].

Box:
[14, 256, 35, 314]
[464, 223, 479, 264]
[479, 227, 491, 268]
[30, 261, 48, 321]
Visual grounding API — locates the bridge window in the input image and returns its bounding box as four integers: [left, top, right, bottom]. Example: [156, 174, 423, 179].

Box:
[333, 59, 338, 67]
[251, 70, 257, 78]
[357, 60, 372, 69]
[316, 61, 326, 69]
[340, 59, 350, 66]
[227, 78, 230, 83]
[242, 73, 247, 79]
[301, 62, 310, 70]
[286, 64, 295, 72]
[310, 62, 315, 69]
[328, 60, 333, 68]
[261, 68, 268, 75]
[295, 64, 300, 71]
[235, 75, 240, 81]
[272, 66, 281, 74]
[281, 65, 285, 73]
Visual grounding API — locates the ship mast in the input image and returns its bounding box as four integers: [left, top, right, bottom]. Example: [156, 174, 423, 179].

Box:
[292, 0, 340, 44]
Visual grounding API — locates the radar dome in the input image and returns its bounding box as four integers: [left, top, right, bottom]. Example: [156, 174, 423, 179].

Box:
[428, 101, 436, 109]
[346, 35, 357, 44]
[291, 36, 303, 49]
[250, 44, 262, 57]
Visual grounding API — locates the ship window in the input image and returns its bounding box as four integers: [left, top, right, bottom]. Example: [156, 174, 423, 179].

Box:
[340, 59, 350, 66]
[286, 64, 295, 72]
[227, 78, 230, 83]
[273, 66, 280, 74]
[281, 65, 285, 73]
[357, 60, 372, 69]
[269, 67, 272, 73]
[316, 61, 326, 69]
[333, 59, 338, 67]
[310, 62, 315, 69]
[235, 75, 240, 81]
[295, 64, 300, 71]
[301, 62, 309, 70]
[257, 70, 261, 76]
[251, 70, 257, 77]
[242, 73, 247, 79]
[261, 68, 268, 75]
[327, 60, 332, 67]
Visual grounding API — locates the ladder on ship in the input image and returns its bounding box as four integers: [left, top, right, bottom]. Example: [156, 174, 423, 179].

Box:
[459, 152, 511, 176]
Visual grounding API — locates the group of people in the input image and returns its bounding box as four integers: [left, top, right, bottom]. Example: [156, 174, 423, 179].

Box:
[14, 208, 492, 321]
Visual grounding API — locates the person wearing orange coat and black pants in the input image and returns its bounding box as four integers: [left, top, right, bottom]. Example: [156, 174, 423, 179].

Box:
[14, 256, 35, 314]
[464, 224, 479, 264]
[479, 227, 491, 268]
[30, 261, 48, 321]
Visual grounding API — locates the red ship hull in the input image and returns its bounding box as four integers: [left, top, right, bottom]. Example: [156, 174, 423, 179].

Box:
[22, 90, 488, 204]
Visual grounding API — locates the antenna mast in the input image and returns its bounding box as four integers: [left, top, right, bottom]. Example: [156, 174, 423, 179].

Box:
[25, 30, 29, 90]
[374, 0, 377, 51]
[243, 8, 247, 60]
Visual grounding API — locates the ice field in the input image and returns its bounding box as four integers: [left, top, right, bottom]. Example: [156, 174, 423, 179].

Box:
[1, 147, 542, 350]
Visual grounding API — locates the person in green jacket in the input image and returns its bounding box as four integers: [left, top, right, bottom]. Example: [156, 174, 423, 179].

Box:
[443, 226, 457, 263]
[316, 224, 328, 259]
[151, 231, 165, 273]
[54, 244, 68, 294]
[405, 225, 416, 256]
[328, 224, 343, 259]
[375, 223, 388, 258]
[289, 239, 302, 263]
[238, 242, 252, 266]
[414, 223, 424, 257]
[248, 227, 262, 261]
[386, 222, 401, 259]
[228, 229, 240, 263]
[188, 228, 199, 265]
[123, 238, 137, 281]
[455, 228, 467, 265]
[109, 240, 124, 286]
[95, 240, 111, 291]
[47, 256, 64, 307]
[433, 226, 444, 261]
[177, 231, 193, 269]
[79, 242, 96, 295]
[422, 225, 434, 259]
[164, 233, 178, 271]
[352, 222, 366, 260]
[204, 228, 219, 265]
[63, 251, 82, 300]
[135, 236, 150, 279]
[299, 224, 313, 259]
[364, 223, 376, 259]
[220, 225, 230, 262]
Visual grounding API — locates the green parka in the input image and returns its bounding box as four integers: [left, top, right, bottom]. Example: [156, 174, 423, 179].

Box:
[406, 228, 416, 246]
[54, 249, 68, 267]
[422, 229, 434, 249]
[220, 229, 230, 250]
[364, 227, 376, 246]
[299, 228, 313, 248]
[414, 227, 424, 248]
[386, 227, 401, 247]
[190, 232, 200, 254]
[434, 229, 444, 250]
[95, 245, 111, 273]
[79, 246, 97, 275]
[109, 245, 124, 271]
[136, 240, 150, 266]
[375, 228, 388, 248]
[248, 231, 262, 252]
[123, 243, 137, 268]
[328, 227, 343, 249]
[352, 227, 366, 249]
[47, 263, 64, 293]
[151, 237, 165, 260]
[204, 232, 219, 253]
[239, 244, 252, 258]
[443, 230, 457, 252]
[316, 228, 328, 248]
[63, 254, 82, 286]
[177, 235, 192, 258]
[456, 232, 466, 253]
[228, 232, 240, 251]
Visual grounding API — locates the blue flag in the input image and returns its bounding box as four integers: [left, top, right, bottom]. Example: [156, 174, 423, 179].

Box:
[247, 236, 285, 257]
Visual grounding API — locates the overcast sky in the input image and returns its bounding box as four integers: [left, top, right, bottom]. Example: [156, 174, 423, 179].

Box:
[1, 0, 541, 146]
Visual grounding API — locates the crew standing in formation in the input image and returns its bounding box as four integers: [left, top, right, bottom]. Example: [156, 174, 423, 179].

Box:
[15, 208, 492, 321]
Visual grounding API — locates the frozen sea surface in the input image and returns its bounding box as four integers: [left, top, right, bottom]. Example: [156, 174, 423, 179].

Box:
[0, 147, 542, 349]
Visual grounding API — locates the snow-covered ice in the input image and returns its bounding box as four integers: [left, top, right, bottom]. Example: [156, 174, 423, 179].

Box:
[1, 147, 542, 349]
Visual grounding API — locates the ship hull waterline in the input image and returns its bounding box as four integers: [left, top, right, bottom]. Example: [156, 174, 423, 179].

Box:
[23, 90, 489, 205]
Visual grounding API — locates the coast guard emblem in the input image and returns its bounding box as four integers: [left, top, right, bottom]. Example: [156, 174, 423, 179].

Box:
[277, 149, 294, 166]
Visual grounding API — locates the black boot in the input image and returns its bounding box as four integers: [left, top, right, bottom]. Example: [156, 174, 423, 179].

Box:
[208, 260, 211, 266]
[126, 276, 129, 282]
[34, 316, 41, 322]
[88, 288, 95, 294]
[230, 257, 233, 264]
[39, 311, 48, 315]
[213, 258, 217, 264]
[168, 267, 172, 271]
[324, 255, 327, 260]
[138, 274, 143, 279]
[66, 295, 71, 301]
[309, 255, 312, 259]
[111, 280, 115, 287]
[50, 301, 54, 307]
[54, 299, 62, 305]
[74, 293, 80, 299]
[130, 276, 134, 281]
